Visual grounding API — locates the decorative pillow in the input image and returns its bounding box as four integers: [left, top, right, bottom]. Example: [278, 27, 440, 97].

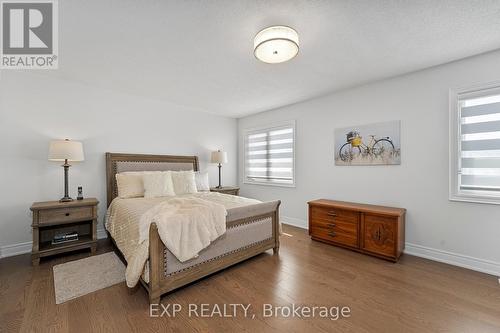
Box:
[195, 171, 210, 192]
[143, 171, 175, 198]
[171, 171, 198, 195]
[116, 172, 147, 198]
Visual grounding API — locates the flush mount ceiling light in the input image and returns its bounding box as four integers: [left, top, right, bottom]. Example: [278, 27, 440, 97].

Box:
[254, 26, 299, 64]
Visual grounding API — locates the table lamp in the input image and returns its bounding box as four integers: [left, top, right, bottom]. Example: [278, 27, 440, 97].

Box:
[48, 139, 84, 202]
[211, 150, 227, 188]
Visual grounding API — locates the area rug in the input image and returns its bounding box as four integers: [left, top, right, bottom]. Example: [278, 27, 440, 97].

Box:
[53, 252, 126, 304]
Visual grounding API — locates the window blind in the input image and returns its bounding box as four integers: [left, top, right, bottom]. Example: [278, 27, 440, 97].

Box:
[459, 95, 500, 195]
[245, 124, 294, 185]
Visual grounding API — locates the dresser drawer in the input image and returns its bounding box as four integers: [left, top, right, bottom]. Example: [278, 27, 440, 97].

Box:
[362, 214, 397, 258]
[310, 215, 359, 248]
[312, 217, 358, 234]
[310, 224, 359, 248]
[38, 206, 94, 224]
[310, 206, 359, 224]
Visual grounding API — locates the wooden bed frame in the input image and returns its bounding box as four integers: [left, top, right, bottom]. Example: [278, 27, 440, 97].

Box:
[105, 152, 280, 304]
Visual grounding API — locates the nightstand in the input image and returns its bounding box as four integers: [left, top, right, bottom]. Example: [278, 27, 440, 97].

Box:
[30, 198, 99, 265]
[210, 186, 240, 196]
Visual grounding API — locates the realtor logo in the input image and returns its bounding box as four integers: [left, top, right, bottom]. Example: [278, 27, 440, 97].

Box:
[1, 0, 58, 69]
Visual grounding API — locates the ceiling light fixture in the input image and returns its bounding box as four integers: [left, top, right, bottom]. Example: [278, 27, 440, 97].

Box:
[254, 26, 299, 64]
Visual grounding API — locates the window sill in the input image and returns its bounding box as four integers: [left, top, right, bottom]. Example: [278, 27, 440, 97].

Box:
[243, 180, 296, 188]
[449, 194, 500, 205]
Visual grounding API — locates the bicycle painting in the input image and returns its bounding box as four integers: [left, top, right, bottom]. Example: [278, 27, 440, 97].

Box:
[334, 120, 401, 165]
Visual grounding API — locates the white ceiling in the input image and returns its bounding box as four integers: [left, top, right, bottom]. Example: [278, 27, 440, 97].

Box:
[45, 0, 500, 118]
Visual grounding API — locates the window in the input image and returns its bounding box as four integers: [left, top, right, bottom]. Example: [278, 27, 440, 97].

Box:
[244, 121, 295, 187]
[450, 82, 500, 204]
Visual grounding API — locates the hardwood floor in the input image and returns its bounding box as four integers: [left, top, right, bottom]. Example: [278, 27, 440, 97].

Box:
[1, 225, 499, 332]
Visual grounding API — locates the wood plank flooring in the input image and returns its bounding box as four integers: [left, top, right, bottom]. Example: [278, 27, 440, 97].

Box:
[1, 225, 499, 332]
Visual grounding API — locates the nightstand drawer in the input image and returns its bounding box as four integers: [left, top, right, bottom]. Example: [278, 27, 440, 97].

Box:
[38, 206, 93, 224]
[220, 189, 239, 196]
[210, 187, 240, 196]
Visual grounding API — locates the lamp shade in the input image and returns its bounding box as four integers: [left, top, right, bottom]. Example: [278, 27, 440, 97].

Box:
[48, 140, 85, 162]
[211, 150, 228, 164]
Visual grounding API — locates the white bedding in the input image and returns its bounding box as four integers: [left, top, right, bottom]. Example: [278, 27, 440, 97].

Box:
[105, 192, 261, 287]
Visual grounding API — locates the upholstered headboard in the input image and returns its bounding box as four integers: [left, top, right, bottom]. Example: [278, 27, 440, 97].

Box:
[105, 152, 199, 206]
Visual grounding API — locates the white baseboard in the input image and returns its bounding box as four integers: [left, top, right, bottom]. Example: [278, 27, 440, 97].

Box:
[97, 227, 108, 239]
[280, 216, 500, 277]
[404, 243, 500, 277]
[0, 241, 32, 258]
[0, 227, 109, 259]
[281, 216, 308, 229]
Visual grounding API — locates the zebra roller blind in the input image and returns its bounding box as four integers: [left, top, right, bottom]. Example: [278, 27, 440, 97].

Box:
[459, 93, 500, 196]
[244, 122, 295, 186]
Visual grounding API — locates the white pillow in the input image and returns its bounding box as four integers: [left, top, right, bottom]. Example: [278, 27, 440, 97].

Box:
[116, 172, 147, 198]
[171, 171, 198, 195]
[195, 171, 210, 192]
[143, 171, 175, 198]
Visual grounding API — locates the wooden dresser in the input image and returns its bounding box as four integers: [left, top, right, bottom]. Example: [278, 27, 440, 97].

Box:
[308, 199, 405, 262]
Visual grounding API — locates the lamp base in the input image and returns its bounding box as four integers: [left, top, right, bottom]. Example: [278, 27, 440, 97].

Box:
[60, 161, 73, 203]
[59, 196, 73, 203]
[217, 164, 222, 188]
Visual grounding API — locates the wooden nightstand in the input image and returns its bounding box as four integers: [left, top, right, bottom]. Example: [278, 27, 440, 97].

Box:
[210, 186, 240, 196]
[30, 198, 99, 265]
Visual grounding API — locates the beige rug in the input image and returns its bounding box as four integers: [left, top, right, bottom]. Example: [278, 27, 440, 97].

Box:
[53, 252, 126, 304]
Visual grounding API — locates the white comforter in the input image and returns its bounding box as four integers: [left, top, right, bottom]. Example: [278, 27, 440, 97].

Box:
[125, 196, 227, 287]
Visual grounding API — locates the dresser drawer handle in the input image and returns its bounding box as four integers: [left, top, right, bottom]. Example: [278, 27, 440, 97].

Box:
[327, 223, 336, 227]
[327, 211, 337, 217]
[65, 213, 70, 216]
[328, 231, 336, 237]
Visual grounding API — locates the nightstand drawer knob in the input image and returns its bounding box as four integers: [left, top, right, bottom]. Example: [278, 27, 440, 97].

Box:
[65, 213, 70, 216]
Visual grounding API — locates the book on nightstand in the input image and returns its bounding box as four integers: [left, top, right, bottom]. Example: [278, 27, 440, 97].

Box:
[52, 231, 79, 245]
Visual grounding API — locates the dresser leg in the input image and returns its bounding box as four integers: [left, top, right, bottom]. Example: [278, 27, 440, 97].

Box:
[32, 256, 40, 266]
[90, 244, 97, 254]
[273, 246, 279, 255]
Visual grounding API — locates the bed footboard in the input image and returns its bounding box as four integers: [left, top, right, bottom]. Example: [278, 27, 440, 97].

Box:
[146, 200, 281, 304]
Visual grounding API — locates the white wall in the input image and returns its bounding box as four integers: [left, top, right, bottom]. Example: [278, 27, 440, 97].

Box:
[238, 50, 500, 275]
[0, 71, 237, 256]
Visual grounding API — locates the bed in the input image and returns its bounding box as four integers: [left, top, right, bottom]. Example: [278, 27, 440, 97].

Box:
[105, 153, 281, 304]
